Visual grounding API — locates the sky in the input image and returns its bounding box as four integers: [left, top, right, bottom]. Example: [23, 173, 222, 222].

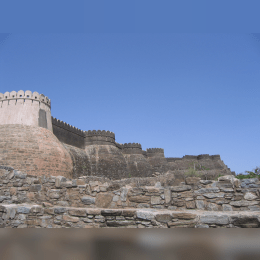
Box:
[0, 33, 259, 175]
[0, 2, 260, 175]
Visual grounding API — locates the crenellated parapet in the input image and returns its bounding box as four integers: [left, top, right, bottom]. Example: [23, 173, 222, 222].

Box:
[52, 117, 85, 137]
[84, 130, 116, 146]
[0, 90, 51, 108]
[122, 143, 142, 154]
[146, 148, 165, 157]
[0, 90, 52, 131]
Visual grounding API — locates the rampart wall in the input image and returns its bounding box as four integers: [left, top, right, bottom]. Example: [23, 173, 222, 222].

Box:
[1, 166, 260, 228]
[52, 117, 85, 149]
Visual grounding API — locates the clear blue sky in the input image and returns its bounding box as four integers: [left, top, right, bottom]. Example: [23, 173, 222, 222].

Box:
[0, 33, 259, 175]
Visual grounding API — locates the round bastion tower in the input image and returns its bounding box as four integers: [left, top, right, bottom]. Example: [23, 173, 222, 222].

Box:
[0, 91, 73, 177]
[84, 130, 129, 179]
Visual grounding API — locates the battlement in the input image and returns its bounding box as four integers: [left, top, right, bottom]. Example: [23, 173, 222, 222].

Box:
[85, 130, 115, 139]
[0, 90, 51, 108]
[146, 148, 165, 158]
[166, 154, 222, 162]
[146, 148, 164, 154]
[85, 130, 116, 146]
[122, 143, 142, 154]
[52, 117, 85, 137]
[122, 143, 142, 149]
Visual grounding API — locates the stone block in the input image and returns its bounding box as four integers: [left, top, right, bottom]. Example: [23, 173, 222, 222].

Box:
[122, 210, 136, 217]
[54, 207, 67, 214]
[16, 206, 31, 214]
[230, 215, 260, 228]
[155, 214, 172, 223]
[164, 189, 171, 204]
[244, 192, 258, 200]
[81, 196, 95, 205]
[63, 215, 79, 223]
[172, 199, 185, 207]
[95, 193, 113, 208]
[171, 185, 192, 192]
[200, 214, 229, 225]
[195, 188, 220, 194]
[128, 196, 150, 203]
[168, 220, 196, 228]
[230, 200, 259, 207]
[186, 200, 196, 209]
[101, 209, 122, 216]
[195, 200, 206, 209]
[68, 209, 87, 217]
[106, 220, 135, 227]
[151, 196, 161, 205]
[136, 210, 155, 220]
[222, 204, 233, 211]
[171, 212, 196, 220]
[203, 193, 224, 199]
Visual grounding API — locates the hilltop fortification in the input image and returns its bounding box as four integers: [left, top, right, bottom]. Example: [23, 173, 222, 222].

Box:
[0, 90, 234, 180]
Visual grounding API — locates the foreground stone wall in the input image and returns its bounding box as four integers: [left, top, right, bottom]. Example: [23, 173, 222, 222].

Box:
[1, 166, 259, 213]
[2, 204, 260, 228]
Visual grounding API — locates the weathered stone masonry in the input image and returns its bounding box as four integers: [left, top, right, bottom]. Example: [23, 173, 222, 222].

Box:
[0, 90, 234, 180]
[1, 166, 260, 228]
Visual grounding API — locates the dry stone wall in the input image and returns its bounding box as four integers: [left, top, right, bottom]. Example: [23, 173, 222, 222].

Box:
[1, 166, 260, 228]
[1, 166, 259, 213]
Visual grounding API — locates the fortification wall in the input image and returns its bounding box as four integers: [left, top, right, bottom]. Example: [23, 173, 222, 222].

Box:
[85, 130, 116, 146]
[0, 125, 73, 178]
[63, 144, 91, 178]
[122, 143, 153, 178]
[85, 145, 129, 179]
[146, 148, 169, 174]
[166, 154, 234, 176]
[52, 117, 85, 149]
[0, 91, 52, 131]
[1, 166, 260, 228]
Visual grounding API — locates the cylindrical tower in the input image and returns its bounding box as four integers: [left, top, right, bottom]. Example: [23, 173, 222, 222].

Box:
[146, 148, 169, 174]
[122, 143, 153, 177]
[0, 90, 73, 177]
[0, 90, 52, 131]
[84, 130, 129, 179]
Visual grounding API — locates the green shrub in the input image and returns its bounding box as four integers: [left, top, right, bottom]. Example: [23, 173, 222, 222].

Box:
[185, 167, 199, 177]
[236, 166, 260, 179]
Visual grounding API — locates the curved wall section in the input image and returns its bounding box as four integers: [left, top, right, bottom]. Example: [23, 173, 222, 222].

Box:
[63, 143, 91, 178]
[85, 145, 129, 179]
[0, 125, 73, 178]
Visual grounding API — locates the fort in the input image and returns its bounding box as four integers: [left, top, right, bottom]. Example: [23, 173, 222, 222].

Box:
[0, 90, 259, 228]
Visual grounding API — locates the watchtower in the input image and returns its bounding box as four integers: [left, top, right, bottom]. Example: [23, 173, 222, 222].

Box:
[0, 90, 73, 177]
[0, 90, 52, 131]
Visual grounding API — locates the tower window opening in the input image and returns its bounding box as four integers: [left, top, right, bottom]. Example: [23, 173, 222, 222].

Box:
[20, 95, 22, 97]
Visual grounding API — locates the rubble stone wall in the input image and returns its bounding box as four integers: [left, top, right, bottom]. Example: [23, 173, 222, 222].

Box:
[2, 204, 260, 228]
[1, 166, 259, 213]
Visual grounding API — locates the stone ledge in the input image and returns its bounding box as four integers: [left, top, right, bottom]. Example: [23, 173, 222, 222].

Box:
[1, 204, 260, 228]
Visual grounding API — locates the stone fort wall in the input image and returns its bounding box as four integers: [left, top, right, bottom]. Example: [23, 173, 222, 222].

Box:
[0, 166, 259, 228]
[0, 90, 234, 181]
